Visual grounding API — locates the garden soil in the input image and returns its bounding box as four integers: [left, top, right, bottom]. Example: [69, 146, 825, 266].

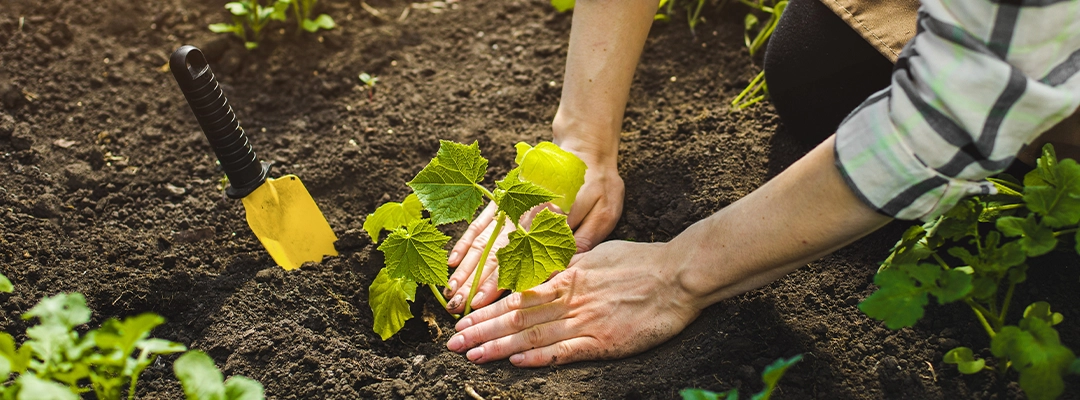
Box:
[2, 0, 1079, 398]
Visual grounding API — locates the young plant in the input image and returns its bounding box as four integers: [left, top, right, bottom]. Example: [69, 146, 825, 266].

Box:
[730, 0, 786, 111]
[209, 0, 291, 50]
[291, 0, 335, 33]
[860, 144, 1080, 400]
[0, 285, 264, 400]
[680, 354, 802, 400]
[358, 73, 378, 101]
[364, 140, 586, 340]
[174, 350, 265, 400]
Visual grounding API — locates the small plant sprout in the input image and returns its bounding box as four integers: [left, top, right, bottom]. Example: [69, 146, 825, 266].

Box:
[364, 140, 586, 340]
[359, 73, 379, 101]
[291, 0, 335, 33]
[731, 0, 787, 111]
[209, 0, 291, 50]
[860, 144, 1080, 400]
[174, 351, 265, 400]
[680, 354, 803, 400]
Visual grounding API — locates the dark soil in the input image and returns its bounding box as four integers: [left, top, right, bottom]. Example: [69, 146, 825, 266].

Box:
[2, 0, 1078, 398]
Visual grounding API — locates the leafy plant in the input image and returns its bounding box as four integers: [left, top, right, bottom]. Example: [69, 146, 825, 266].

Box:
[0, 278, 264, 400]
[209, 0, 291, 50]
[730, 0, 786, 110]
[860, 144, 1080, 400]
[358, 73, 379, 101]
[364, 140, 586, 340]
[680, 354, 802, 400]
[291, 0, 335, 33]
[174, 350, 265, 400]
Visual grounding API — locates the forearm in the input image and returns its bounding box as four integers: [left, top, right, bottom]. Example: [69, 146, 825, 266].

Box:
[552, 0, 658, 166]
[670, 135, 893, 310]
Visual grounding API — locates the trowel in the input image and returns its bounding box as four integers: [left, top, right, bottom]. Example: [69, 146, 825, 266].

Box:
[169, 45, 337, 270]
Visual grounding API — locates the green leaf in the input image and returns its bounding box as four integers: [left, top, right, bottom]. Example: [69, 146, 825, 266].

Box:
[209, 23, 243, 34]
[1024, 301, 1064, 326]
[1071, 358, 1080, 375]
[1024, 143, 1058, 188]
[175, 350, 227, 400]
[94, 313, 165, 356]
[943, 347, 986, 374]
[0, 333, 32, 374]
[883, 225, 930, 268]
[302, 14, 335, 32]
[1008, 263, 1029, 284]
[494, 169, 558, 223]
[858, 268, 928, 329]
[224, 2, 249, 15]
[754, 354, 802, 400]
[1024, 158, 1080, 228]
[368, 269, 417, 341]
[551, 0, 575, 12]
[0, 272, 11, 293]
[947, 232, 1026, 275]
[15, 374, 78, 400]
[996, 215, 1057, 257]
[970, 276, 999, 300]
[138, 338, 187, 355]
[378, 219, 450, 286]
[244, 41, 259, 50]
[936, 199, 979, 241]
[991, 318, 1076, 400]
[364, 193, 423, 242]
[24, 293, 91, 329]
[224, 376, 266, 400]
[496, 209, 577, 292]
[408, 140, 488, 225]
[680, 388, 737, 400]
[930, 268, 973, 304]
[270, 0, 291, 21]
[513, 142, 587, 213]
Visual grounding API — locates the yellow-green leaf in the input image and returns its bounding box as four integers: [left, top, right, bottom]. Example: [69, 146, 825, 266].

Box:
[496, 209, 576, 291]
[364, 194, 423, 242]
[378, 219, 450, 286]
[408, 140, 488, 225]
[369, 269, 417, 341]
[513, 142, 586, 213]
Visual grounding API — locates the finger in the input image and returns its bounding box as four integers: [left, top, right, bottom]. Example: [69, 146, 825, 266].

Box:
[445, 218, 497, 299]
[571, 206, 620, 252]
[509, 336, 606, 367]
[449, 202, 498, 267]
[449, 302, 567, 355]
[460, 317, 578, 363]
[455, 283, 562, 331]
[466, 268, 504, 311]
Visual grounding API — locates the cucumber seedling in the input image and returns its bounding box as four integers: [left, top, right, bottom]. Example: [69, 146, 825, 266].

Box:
[730, 0, 786, 111]
[680, 354, 802, 400]
[209, 0, 291, 50]
[860, 144, 1080, 400]
[358, 72, 378, 101]
[363, 140, 586, 340]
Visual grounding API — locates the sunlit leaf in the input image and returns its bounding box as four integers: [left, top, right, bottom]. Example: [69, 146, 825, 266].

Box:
[408, 140, 488, 225]
[497, 209, 576, 291]
[378, 219, 450, 286]
[364, 193, 423, 242]
[513, 142, 586, 213]
[368, 269, 417, 341]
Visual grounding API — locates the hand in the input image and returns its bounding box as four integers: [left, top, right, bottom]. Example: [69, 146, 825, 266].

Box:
[445, 240, 701, 366]
[443, 148, 625, 314]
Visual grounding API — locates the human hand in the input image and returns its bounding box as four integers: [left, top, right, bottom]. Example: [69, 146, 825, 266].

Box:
[443, 148, 625, 314]
[445, 240, 701, 366]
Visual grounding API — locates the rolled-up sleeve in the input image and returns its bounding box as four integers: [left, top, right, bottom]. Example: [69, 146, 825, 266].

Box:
[834, 0, 1080, 221]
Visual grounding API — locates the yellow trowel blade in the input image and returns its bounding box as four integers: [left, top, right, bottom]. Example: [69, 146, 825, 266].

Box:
[241, 175, 338, 270]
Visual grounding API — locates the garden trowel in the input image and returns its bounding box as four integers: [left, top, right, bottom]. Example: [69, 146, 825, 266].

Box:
[169, 45, 337, 270]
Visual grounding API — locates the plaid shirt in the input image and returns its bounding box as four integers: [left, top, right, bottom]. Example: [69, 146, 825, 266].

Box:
[834, 0, 1080, 220]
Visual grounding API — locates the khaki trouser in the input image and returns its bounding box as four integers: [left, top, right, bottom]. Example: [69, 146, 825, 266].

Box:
[820, 0, 919, 62]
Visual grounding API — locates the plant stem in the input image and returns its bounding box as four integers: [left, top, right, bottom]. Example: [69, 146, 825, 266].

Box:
[982, 203, 1023, 213]
[966, 300, 997, 338]
[999, 281, 1015, 322]
[1053, 228, 1077, 237]
[464, 212, 506, 315]
[428, 284, 460, 319]
[475, 184, 496, 203]
[731, 71, 766, 110]
[932, 253, 951, 270]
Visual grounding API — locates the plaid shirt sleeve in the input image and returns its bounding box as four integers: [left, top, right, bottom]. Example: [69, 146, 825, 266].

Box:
[834, 0, 1080, 221]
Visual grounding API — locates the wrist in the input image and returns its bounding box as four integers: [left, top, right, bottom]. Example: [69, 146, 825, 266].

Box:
[551, 111, 621, 169]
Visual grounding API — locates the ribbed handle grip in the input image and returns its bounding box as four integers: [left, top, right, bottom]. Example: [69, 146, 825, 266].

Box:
[170, 45, 269, 199]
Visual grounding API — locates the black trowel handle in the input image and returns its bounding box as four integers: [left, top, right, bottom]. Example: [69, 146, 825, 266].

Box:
[170, 45, 269, 199]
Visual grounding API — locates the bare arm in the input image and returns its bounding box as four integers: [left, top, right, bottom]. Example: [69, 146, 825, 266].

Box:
[447, 135, 893, 366]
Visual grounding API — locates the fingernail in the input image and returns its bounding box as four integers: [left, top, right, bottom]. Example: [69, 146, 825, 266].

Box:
[510, 354, 524, 364]
[449, 251, 460, 262]
[472, 292, 485, 305]
[456, 317, 473, 331]
[444, 280, 457, 297]
[447, 294, 463, 310]
[467, 346, 485, 362]
[447, 334, 464, 352]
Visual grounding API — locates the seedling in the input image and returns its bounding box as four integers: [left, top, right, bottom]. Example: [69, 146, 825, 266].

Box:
[0, 281, 264, 400]
[291, 0, 335, 33]
[680, 354, 802, 400]
[209, 0, 291, 50]
[860, 144, 1080, 400]
[730, 0, 786, 111]
[364, 140, 586, 340]
[359, 72, 378, 101]
[174, 351, 265, 400]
